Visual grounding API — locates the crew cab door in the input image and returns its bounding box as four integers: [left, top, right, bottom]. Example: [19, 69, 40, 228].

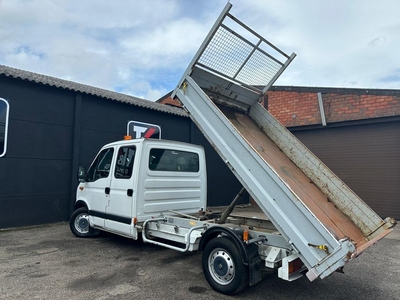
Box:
[84, 147, 114, 228]
[105, 145, 137, 238]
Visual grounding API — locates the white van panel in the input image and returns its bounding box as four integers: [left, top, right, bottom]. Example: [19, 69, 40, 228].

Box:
[136, 139, 207, 220]
[144, 178, 202, 189]
[144, 189, 202, 201]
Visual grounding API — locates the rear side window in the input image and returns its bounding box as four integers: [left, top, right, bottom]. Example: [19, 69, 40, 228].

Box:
[115, 146, 136, 179]
[0, 98, 9, 157]
[149, 148, 199, 172]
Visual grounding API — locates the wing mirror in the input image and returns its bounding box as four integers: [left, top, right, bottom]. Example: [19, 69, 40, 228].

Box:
[77, 166, 87, 182]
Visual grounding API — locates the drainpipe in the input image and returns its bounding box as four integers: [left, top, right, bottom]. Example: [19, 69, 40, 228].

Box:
[317, 92, 327, 126]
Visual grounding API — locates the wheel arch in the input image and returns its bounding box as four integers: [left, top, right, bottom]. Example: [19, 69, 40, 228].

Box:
[73, 200, 89, 211]
[199, 226, 249, 264]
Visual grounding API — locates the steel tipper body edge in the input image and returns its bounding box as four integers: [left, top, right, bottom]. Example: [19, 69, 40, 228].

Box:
[172, 1, 396, 282]
[70, 2, 396, 296]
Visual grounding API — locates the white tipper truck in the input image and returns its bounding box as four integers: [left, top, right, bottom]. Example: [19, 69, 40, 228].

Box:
[70, 3, 396, 295]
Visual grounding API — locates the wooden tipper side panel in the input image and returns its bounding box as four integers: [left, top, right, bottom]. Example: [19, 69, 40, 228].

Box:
[248, 103, 396, 253]
[222, 108, 366, 246]
[173, 2, 396, 281]
[176, 78, 356, 280]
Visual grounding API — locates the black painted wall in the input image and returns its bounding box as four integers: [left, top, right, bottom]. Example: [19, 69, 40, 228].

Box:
[0, 77, 74, 228]
[0, 75, 245, 229]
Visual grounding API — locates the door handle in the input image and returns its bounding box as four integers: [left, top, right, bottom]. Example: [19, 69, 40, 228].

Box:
[105, 187, 110, 195]
[127, 189, 133, 197]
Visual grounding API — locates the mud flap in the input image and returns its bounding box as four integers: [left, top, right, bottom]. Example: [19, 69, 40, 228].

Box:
[247, 243, 262, 286]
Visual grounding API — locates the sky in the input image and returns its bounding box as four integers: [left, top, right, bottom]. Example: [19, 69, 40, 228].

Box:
[1, 0, 399, 101]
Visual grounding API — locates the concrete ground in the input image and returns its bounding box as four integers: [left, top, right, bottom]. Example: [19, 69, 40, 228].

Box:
[0, 222, 399, 300]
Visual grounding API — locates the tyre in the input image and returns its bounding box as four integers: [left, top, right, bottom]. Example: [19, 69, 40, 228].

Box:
[70, 207, 97, 238]
[202, 237, 248, 295]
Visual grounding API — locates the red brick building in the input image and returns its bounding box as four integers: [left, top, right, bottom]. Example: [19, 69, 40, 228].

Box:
[159, 86, 400, 220]
[265, 86, 400, 127]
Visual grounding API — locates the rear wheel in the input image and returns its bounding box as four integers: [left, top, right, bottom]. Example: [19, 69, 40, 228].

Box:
[202, 237, 248, 295]
[70, 207, 97, 238]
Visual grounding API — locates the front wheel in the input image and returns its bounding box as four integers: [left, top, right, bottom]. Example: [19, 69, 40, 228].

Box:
[202, 237, 248, 295]
[70, 207, 97, 238]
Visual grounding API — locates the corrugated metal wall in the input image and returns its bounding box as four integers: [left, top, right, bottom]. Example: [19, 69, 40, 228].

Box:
[0, 76, 245, 229]
[292, 119, 400, 220]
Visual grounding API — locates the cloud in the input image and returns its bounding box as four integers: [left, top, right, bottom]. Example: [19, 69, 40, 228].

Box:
[120, 17, 211, 69]
[379, 69, 400, 83]
[0, 0, 400, 101]
[368, 36, 387, 48]
[0, 0, 230, 100]
[230, 0, 400, 89]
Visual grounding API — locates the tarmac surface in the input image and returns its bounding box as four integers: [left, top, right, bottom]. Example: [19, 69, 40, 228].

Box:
[0, 222, 399, 300]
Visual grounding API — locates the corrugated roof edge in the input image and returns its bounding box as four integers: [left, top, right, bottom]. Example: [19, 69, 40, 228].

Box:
[0, 64, 188, 117]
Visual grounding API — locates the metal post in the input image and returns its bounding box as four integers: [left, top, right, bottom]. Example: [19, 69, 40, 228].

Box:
[218, 187, 246, 224]
[317, 92, 327, 126]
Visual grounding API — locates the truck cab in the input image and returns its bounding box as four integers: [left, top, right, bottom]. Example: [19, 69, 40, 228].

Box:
[71, 138, 207, 239]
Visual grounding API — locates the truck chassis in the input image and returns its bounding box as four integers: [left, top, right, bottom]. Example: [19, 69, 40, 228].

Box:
[71, 203, 304, 295]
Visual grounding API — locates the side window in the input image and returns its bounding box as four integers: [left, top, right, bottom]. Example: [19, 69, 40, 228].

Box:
[149, 148, 199, 172]
[0, 98, 10, 157]
[114, 146, 136, 179]
[86, 148, 114, 182]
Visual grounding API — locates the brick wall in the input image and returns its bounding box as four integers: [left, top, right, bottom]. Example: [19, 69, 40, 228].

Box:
[158, 88, 400, 127]
[323, 94, 400, 122]
[265, 88, 400, 127]
[158, 96, 182, 108]
[265, 91, 320, 126]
